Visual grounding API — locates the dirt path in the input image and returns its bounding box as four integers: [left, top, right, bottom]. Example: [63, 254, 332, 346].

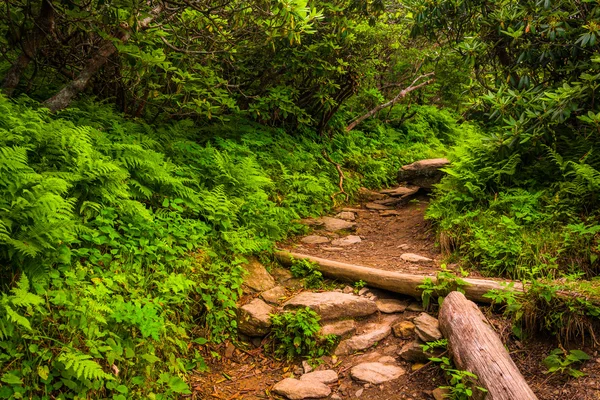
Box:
[191, 191, 600, 400]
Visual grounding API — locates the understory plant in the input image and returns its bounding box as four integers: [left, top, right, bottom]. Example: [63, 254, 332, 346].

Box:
[269, 308, 337, 361]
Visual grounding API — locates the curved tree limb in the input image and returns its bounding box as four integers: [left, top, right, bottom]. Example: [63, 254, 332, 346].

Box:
[345, 72, 435, 132]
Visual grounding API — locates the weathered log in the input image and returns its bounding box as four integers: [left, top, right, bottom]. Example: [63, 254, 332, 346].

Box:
[274, 251, 523, 304]
[439, 291, 538, 400]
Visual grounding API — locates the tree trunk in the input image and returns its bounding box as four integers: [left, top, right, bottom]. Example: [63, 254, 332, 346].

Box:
[439, 291, 538, 400]
[2, 0, 55, 96]
[274, 251, 523, 303]
[42, 6, 161, 112]
[43, 32, 128, 112]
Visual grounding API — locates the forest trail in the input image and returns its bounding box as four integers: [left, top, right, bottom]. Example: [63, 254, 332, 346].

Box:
[190, 190, 600, 400]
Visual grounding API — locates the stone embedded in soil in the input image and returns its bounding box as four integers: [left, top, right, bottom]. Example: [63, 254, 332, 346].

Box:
[301, 235, 330, 245]
[237, 298, 274, 337]
[350, 362, 405, 384]
[318, 216, 357, 232]
[320, 320, 356, 339]
[331, 235, 362, 246]
[400, 253, 433, 264]
[406, 302, 424, 312]
[260, 285, 287, 305]
[272, 268, 294, 284]
[334, 316, 398, 355]
[302, 360, 313, 374]
[380, 210, 401, 217]
[335, 211, 356, 221]
[375, 298, 409, 314]
[398, 341, 430, 363]
[300, 370, 338, 384]
[243, 259, 276, 292]
[378, 356, 397, 364]
[379, 186, 420, 197]
[392, 320, 416, 338]
[342, 286, 354, 294]
[272, 378, 331, 399]
[365, 202, 392, 210]
[283, 292, 377, 321]
[413, 312, 442, 342]
[358, 187, 388, 201]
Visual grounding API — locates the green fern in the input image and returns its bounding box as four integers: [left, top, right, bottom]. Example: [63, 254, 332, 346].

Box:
[58, 350, 114, 381]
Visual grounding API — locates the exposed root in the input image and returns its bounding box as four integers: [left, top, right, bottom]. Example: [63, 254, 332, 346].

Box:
[322, 150, 349, 203]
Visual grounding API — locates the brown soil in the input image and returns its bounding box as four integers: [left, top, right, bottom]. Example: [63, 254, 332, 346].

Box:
[191, 192, 600, 400]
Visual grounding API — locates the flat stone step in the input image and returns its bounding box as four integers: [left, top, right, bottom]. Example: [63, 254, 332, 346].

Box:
[283, 292, 377, 321]
[350, 362, 405, 384]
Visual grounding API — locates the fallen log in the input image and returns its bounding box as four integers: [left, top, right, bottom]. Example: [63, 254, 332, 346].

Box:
[274, 251, 523, 304]
[439, 291, 538, 400]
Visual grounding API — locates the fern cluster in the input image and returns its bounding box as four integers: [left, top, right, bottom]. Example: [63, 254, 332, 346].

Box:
[0, 96, 452, 398]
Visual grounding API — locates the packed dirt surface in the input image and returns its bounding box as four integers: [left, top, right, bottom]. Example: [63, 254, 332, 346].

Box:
[191, 191, 600, 400]
[281, 193, 442, 276]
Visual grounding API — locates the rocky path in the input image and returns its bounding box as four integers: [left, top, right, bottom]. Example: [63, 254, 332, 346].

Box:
[191, 171, 600, 400]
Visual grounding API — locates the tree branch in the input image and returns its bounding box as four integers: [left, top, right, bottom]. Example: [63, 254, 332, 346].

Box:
[345, 72, 435, 132]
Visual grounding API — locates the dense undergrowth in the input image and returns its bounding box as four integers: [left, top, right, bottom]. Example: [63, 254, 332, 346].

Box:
[0, 96, 458, 398]
[427, 127, 600, 341]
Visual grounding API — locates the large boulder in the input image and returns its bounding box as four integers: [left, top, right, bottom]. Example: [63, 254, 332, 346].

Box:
[242, 259, 276, 293]
[283, 292, 377, 321]
[397, 158, 450, 188]
[319, 320, 356, 339]
[237, 299, 274, 336]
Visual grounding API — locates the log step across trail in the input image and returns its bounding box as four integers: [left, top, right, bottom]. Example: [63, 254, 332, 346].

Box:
[275, 250, 524, 304]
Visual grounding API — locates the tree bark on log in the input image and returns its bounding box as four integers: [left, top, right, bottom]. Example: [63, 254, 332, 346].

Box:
[2, 0, 55, 96]
[439, 291, 538, 400]
[274, 251, 523, 304]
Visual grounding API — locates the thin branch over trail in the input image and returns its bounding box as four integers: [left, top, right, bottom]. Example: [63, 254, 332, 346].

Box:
[345, 72, 435, 132]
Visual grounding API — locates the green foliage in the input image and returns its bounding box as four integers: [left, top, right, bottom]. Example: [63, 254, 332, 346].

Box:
[429, 356, 488, 400]
[421, 339, 448, 353]
[269, 308, 337, 360]
[418, 268, 468, 310]
[291, 259, 324, 289]
[543, 348, 591, 379]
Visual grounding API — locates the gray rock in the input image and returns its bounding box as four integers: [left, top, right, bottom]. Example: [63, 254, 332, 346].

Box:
[413, 313, 442, 342]
[392, 320, 415, 338]
[335, 211, 356, 221]
[237, 298, 273, 336]
[284, 292, 377, 321]
[378, 356, 397, 364]
[342, 285, 354, 294]
[398, 341, 440, 363]
[320, 320, 356, 339]
[331, 235, 362, 246]
[302, 360, 313, 374]
[272, 268, 294, 284]
[375, 298, 409, 314]
[351, 362, 405, 384]
[243, 259, 276, 292]
[400, 253, 433, 264]
[380, 186, 420, 197]
[433, 387, 450, 400]
[318, 217, 356, 232]
[355, 388, 364, 398]
[365, 202, 392, 211]
[301, 235, 330, 244]
[272, 378, 331, 399]
[331, 394, 342, 400]
[334, 316, 398, 355]
[300, 370, 338, 384]
[358, 187, 388, 201]
[380, 210, 401, 217]
[260, 285, 287, 305]
[406, 302, 424, 312]
[397, 158, 450, 188]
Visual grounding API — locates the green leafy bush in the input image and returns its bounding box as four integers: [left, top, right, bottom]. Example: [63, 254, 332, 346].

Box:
[269, 308, 336, 360]
[543, 349, 591, 378]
